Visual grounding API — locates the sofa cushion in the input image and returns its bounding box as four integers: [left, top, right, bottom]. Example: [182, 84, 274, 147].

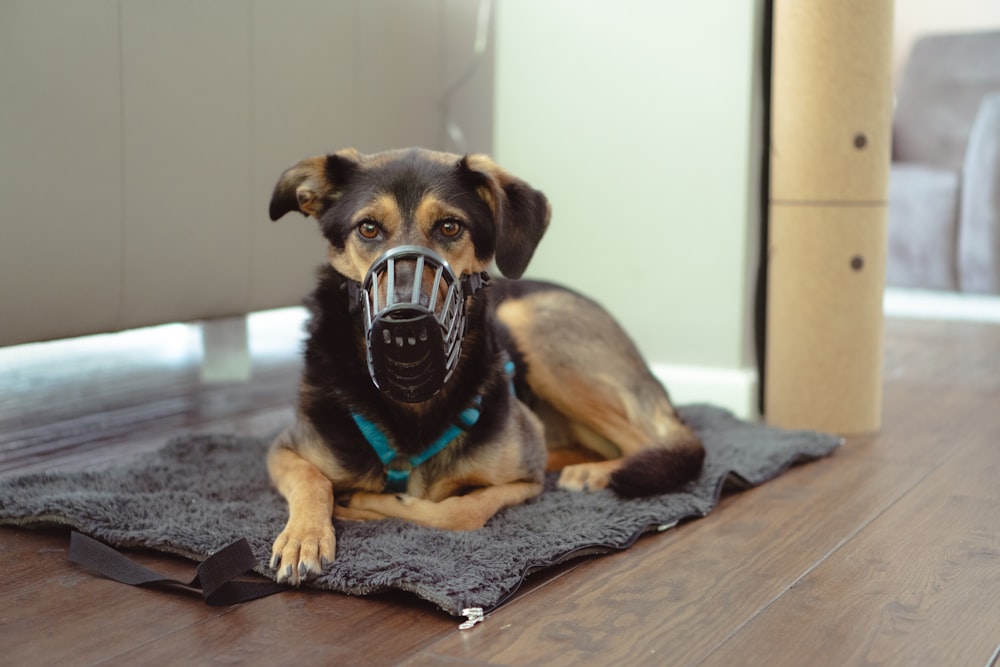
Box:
[893, 31, 1000, 171]
[958, 92, 1000, 294]
[886, 163, 960, 290]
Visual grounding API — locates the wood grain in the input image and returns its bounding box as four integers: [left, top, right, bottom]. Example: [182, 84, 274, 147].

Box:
[0, 316, 998, 665]
[415, 457, 928, 667]
[0, 529, 225, 665]
[700, 411, 1000, 666]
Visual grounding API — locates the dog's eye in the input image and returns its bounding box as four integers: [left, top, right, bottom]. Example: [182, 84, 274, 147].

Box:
[438, 219, 463, 238]
[357, 220, 381, 240]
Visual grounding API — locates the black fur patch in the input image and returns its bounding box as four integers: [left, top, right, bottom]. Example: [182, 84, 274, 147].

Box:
[298, 266, 514, 486]
[608, 444, 706, 498]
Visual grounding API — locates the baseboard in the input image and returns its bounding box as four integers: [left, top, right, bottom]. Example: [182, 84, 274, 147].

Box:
[651, 363, 760, 421]
[883, 287, 1000, 323]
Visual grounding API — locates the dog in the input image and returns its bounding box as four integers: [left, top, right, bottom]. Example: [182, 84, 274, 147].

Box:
[266, 147, 705, 584]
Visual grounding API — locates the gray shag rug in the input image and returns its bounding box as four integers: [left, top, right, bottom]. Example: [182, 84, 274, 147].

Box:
[0, 404, 840, 616]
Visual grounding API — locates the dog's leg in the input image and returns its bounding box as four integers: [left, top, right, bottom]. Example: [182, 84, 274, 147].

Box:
[543, 369, 702, 495]
[497, 289, 704, 496]
[341, 481, 543, 530]
[544, 445, 604, 472]
[268, 443, 336, 585]
[337, 394, 547, 528]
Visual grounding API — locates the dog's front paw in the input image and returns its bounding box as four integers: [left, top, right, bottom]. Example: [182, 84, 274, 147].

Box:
[270, 518, 335, 585]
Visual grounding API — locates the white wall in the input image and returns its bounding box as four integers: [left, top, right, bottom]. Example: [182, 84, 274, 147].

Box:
[493, 0, 764, 414]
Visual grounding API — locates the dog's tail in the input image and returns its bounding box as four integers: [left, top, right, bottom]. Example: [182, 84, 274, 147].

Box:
[608, 427, 705, 498]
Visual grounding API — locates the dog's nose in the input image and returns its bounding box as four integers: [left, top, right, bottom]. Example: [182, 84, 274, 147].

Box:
[385, 256, 445, 310]
[386, 257, 420, 306]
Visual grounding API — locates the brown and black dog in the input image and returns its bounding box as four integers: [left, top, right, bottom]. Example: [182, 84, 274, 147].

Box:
[267, 147, 704, 584]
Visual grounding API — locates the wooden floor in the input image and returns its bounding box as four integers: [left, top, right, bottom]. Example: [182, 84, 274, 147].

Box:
[1, 313, 999, 666]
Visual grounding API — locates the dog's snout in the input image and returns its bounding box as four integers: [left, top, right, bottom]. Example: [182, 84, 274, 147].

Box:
[391, 259, 421, 306]
[375, 255, 447, 313]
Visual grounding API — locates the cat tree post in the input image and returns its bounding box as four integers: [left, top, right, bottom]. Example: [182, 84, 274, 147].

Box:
[765, 0, 895, 433]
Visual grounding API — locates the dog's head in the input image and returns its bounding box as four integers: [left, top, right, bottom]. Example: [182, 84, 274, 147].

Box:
[270, 148, 550, 403]
[269, 147, 550, 281]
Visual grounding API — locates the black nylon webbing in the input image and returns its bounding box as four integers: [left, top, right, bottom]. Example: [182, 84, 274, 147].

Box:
[68, 531, 286, 606]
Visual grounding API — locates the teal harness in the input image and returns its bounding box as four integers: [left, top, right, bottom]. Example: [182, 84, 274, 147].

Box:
[351, 358, 516, 493]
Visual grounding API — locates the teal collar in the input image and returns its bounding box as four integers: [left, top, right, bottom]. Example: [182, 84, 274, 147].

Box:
[351, 398, 481, 493]
[351, 358, 515, 493]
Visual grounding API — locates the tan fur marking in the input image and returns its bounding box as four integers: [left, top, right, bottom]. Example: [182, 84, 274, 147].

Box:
[464, 154, 503, 219]
[497, 289, 698, 497]
[446, 241, 489, 279]
[327, 194, 404, 281]
[284, 156, 331, 217]
[328, 243, 369, 284]
[268, 417, 388, 582]
[362, 148, 458, 169]
[464, 153, 500, 176]
[287, 419, 380, 491]
[420, 399, 544, 501]
[557, 460, 625, 492]
[474, 184, 499, 219]
[414, 194, 490, 277]
[273, 148, 363, 219]
[563, 375, 650, 453]
[567, 418, 623, 460]
[497, 298, 650, 455]
[414, 195, 468, 235]
[352, 193, 403, 237]
[495, 295, 529, 325]
[340, 482, 543, 530]
[336, 147, 362, 162]
[267, 441, 336, 585]
[546, 446, 604, 472]
[464, 153, 552, 229]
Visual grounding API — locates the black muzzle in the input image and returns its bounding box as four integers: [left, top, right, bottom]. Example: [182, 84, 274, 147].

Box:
[351, 245, 488, 403]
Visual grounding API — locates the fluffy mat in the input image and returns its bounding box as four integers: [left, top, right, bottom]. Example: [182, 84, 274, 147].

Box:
[0, 405, 840, 616]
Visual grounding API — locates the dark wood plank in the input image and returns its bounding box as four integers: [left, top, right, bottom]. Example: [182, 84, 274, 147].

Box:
[0, 405, 296, 478]
[1, 312, 998, 666]
[853, 317, 1000, 468]
[882, 319, 1000, 394]
[0, 363, 299, 475]
[413, 455, 929, 666]
[699, 399, 1000, 667]
[0, 528, 232, 665]
[0, 526, 461, 666]
[411, 318, 1000, 666]
[0, 317, 302, 476]
[107, 581, 458, 666]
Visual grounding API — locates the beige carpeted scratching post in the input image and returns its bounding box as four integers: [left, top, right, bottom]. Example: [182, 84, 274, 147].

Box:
[766, 0, 894, 434]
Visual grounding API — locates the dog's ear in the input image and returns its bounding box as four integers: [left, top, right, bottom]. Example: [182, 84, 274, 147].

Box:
[269, 148, 362, 221]
[460, 155, 551, 279]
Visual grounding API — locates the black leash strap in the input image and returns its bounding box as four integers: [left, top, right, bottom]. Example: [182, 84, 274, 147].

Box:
[68, 531, 286, 606]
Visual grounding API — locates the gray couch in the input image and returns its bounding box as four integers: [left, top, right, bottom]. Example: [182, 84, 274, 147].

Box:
[0, 1, 493, 349]
[888, 31, 1000, 294]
